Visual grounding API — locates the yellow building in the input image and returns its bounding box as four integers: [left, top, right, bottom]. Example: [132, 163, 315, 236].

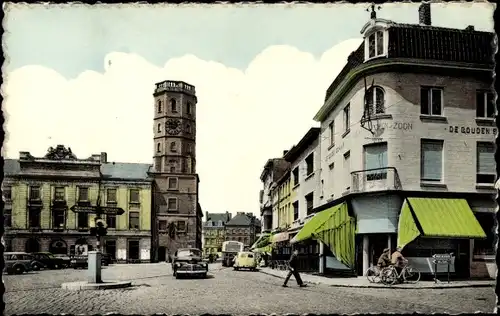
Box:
[3, 145, 153, 262]
[277, 172, 293, 229]
[202, 212, 231, 255]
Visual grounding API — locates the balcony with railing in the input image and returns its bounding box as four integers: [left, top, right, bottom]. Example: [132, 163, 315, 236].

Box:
[350, 167, 402, 193]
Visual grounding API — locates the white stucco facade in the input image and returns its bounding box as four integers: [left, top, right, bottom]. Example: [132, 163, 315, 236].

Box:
[318, 72, 497, 203]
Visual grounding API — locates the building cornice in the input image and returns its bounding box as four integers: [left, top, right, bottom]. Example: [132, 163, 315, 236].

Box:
[313, 189, 496, 214]
[283, 127, 321, 163]
[313, 59, 493, 122]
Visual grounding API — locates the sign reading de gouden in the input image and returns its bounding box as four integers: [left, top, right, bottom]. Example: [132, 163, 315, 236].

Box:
[447, 125, 497, 136]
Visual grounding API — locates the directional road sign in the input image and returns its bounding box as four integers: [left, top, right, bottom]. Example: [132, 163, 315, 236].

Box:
[100, 207, 125, 216]
[70, 205, 97, 213]
[70, 205, 125, 215]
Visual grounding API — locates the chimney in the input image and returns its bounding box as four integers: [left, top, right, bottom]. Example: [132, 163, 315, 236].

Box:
[100, 152, 107, 163]
[465, 25, 475, 31]
[283, 150, 289, 156]
[418, 2, 431, 26]
[205, 211, 209, 219]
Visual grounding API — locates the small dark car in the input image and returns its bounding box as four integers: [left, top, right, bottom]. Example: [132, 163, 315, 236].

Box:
[31, 252, 66, 269]
[172, 248, 208, 279]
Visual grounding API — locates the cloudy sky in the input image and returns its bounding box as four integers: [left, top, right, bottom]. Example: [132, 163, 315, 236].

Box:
[2, 3, 494, 216]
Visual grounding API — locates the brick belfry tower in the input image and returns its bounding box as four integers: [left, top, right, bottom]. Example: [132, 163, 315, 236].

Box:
[150, 80, 202, 262]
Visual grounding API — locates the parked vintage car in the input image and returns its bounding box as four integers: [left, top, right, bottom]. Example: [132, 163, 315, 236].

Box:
[31, 252, 67, 269]
[233, 251, 257, 271]
[4, 252, 34, 274]
[172, 248, 208, 279]
[53, 254, 72, 266]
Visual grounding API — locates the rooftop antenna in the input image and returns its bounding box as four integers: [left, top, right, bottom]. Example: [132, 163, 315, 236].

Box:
[367, 3, 381, 19]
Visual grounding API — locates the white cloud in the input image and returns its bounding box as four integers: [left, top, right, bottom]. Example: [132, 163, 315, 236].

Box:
[2, 37, 362, 216]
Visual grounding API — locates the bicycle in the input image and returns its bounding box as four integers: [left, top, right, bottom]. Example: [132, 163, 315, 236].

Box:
[366, 266, 382, 283]
[366, 265, 394, 283]
[382, 263, 421, 285]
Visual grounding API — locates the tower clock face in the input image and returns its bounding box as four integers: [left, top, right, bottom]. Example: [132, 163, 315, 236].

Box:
[166, 119, 181, 135]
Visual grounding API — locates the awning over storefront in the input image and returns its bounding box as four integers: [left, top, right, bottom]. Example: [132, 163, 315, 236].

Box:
[290, 203, 356, 269]
[397, 198, 487, 249]
[271, 232, 290, 243]
[251, 233, 271, 250]
[253, 245, 273, 253]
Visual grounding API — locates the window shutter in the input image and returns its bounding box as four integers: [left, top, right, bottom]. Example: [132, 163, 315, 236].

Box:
[421, 141, 443, 181]
[420, 88, 429, 114]
[477, 143, 495, 174]
[431, 89, 442, 115]
[476, 92, 485, 117]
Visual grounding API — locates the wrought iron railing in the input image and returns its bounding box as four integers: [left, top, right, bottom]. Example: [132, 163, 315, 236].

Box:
[350, 167, 402, 193]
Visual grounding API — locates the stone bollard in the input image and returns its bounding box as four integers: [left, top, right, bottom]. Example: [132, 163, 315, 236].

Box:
[88, 251, 102, 284]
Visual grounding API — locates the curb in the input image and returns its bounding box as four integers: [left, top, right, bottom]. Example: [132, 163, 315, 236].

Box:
[61, 280, 132, 291]
[259, 270, 494, 289]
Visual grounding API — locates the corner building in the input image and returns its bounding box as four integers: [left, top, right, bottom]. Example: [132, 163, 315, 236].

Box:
[150, 80, 203, 262]
[300, 4, 496, 279]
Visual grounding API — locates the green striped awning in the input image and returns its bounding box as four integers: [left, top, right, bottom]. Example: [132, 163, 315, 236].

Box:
[251, 233, 271, 250]
[397, 197, 486, 249]
[291, 205, 341, 244]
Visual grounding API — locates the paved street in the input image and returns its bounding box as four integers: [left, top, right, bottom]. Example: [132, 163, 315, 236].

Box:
[4, 263, 495, 315]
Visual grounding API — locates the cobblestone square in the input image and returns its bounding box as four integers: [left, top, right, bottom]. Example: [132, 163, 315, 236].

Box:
[4, 263, 495, 315]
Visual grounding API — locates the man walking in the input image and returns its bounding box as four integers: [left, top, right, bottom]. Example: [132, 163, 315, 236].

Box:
[282, 249, 307, 287]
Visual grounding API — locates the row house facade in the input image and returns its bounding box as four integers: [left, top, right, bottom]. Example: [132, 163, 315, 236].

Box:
[202, 211, 232, 255]
[259, 158, 290, 233]
[3, 145, 153, 263]
[225, 212, 261, 248]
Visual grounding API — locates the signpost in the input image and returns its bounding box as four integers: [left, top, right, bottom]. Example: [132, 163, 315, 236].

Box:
[432, 253, 453, 284]
[70, 203, 124, 284]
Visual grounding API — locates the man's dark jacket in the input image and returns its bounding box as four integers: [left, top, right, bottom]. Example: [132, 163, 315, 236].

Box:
[288, 253, 298, 270]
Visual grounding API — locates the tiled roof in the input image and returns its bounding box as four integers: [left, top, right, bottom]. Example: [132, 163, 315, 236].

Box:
[324, 43, 365, 102]
[388, 24, 494, 65]
[283, 127, 321, 163]
[4, 159, 20, 175]
[206, 213, 231, 223]
[226, 213, 252, 226]
[101, 162, 152, 181]
[323, 23, 494, 102]
[3, 159, 152, 181]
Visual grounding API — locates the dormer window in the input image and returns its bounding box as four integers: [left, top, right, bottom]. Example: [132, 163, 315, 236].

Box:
[363, 27, 388, 62]
[368, 30, 384, 59]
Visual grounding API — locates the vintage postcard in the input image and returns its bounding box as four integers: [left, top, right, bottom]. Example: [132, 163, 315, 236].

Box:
[1, 2, 497, 315]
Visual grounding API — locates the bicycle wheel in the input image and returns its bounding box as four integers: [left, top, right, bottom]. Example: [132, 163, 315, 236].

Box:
[403, 266, 421, 283]
[382, 267, 398, 285]
[366, 267, 381, 283]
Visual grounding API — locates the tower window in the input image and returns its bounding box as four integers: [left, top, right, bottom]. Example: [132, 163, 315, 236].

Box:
[170, 142, 177, 152]
[157, 100, 162, 113]
[186, 124, 191, 134]
[170, 98, 177, 113]
[187, 102, 192, 115]
[157, 123, 161, 133]
[157, 143, 161, 153]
